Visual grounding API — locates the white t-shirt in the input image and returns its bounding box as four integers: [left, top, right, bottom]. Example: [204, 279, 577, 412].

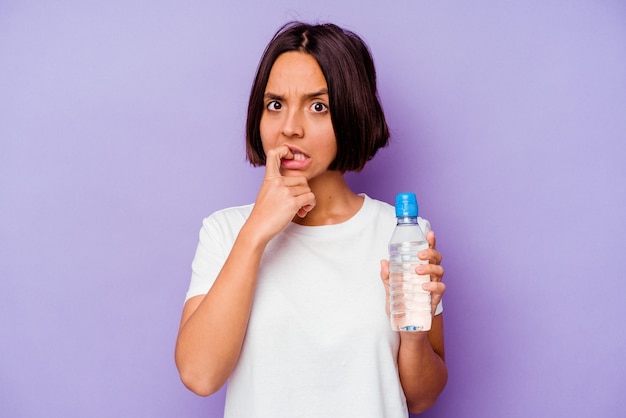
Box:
[186, 194, 442, 418]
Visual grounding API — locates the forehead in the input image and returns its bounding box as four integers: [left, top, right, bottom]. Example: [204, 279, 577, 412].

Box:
[265, 52, 327, 91]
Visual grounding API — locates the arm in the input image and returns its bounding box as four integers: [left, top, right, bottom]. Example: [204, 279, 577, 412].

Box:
[175, 146, 315, 396]
[401, 230, 447, 412]
[380, 230, 448, 413]
[175, 224, 267, 396]
[398, 314, 447, 413]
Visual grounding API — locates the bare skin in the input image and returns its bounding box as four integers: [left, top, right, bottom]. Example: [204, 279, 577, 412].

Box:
[175, 52, 447, 411]
[381, 232, 448, 413]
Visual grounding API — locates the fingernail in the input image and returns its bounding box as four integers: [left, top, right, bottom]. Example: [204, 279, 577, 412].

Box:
[416, 265, 426, 273]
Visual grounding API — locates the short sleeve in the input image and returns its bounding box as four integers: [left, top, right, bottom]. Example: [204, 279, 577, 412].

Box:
[185, 216, 228, 301]
[184, 205, 252, 301]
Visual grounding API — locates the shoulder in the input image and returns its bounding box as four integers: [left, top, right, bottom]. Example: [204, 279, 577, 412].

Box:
[204, 203, 254, 225]
[359, 195, 396, 235]
[362, 194, 395, 218]
[363, 194, 431, 233]
[198, 203, 254, 242]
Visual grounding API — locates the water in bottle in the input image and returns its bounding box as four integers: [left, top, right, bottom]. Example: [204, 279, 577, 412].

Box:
[389, 192, 432, 332]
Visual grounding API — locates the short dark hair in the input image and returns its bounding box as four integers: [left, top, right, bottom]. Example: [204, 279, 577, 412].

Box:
[246, 22, 389, 172]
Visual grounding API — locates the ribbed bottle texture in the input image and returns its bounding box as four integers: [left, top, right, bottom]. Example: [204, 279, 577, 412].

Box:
[389, 193, 432, 332]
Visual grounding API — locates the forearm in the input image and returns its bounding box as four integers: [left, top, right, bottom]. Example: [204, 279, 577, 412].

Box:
[175, 225, 267, 396]
[398, 315, 448, 413]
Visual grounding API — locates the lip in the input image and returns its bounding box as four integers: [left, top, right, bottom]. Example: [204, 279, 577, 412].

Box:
[284, 144, 309, 157]
[280, 145, 311, 170]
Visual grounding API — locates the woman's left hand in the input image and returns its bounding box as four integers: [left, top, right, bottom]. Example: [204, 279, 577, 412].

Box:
[380, 230, 446, 317]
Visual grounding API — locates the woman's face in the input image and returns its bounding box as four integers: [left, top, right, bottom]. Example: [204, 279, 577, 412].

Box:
[260, 52, 337, 179]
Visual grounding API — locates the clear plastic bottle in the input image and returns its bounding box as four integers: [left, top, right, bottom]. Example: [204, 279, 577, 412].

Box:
[389, 192, 432, 332]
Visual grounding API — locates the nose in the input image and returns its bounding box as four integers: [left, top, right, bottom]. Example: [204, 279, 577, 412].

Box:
[281, 109, 304, 138]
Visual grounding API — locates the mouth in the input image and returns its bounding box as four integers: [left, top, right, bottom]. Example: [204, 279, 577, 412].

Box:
[284, 145, 309, 159]
[281, 146, 311, 170]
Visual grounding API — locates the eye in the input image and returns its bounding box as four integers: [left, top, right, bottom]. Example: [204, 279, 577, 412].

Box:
[267, 101, 282, 111]
[311, 102, 328, 113]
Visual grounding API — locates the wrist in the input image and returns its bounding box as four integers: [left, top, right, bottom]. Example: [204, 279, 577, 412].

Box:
[238, 222, 271, 252]
[399, 330, 430, 346]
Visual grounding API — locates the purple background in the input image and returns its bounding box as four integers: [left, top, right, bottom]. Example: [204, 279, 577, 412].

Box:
[2, 1, 625, 417]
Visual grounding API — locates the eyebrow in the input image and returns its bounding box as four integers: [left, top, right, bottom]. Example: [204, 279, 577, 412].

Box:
[264, 89, 329, 101]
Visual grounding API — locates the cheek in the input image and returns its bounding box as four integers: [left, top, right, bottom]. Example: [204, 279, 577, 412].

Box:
[325, 130, 338, 157]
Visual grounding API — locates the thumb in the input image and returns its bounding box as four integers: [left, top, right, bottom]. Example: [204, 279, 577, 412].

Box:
[380, 259, 391, 316]
[380, 259, 390, 285]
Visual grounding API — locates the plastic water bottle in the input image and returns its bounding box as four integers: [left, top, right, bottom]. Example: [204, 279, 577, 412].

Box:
[389, 192, 432, 332]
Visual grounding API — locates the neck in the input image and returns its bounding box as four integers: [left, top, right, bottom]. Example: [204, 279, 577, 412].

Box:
[292, 171, 363, 226]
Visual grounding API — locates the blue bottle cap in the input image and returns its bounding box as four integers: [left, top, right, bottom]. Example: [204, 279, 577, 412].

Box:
[395, 192, 419, 217]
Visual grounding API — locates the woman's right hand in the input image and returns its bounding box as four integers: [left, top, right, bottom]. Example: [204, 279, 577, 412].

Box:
[177, 149, 313, 395]
[246, 145, 316, 242]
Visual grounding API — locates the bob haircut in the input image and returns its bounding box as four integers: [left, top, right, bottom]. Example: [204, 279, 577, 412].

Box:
[246, 22, 389, 172]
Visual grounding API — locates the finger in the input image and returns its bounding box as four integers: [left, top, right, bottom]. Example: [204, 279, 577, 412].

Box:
[421, 279, 446, 316]
[428, 284, 445, 315]
[296, 204, 315, 218]
[418, 248, 443, 265]
[426, 230, 437, 250]
[423, 281, 446, 297]
[264, 145, 292, 179]
[416, 263, 444, 281]
[295, 192, 316, 218]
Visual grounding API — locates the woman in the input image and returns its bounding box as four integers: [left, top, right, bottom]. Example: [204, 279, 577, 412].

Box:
[175, 21, 447, 417]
